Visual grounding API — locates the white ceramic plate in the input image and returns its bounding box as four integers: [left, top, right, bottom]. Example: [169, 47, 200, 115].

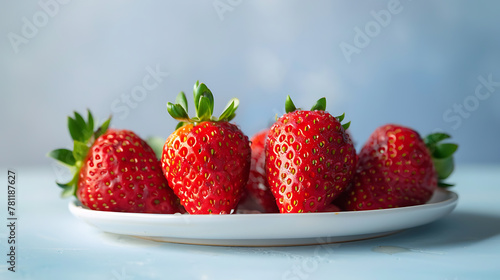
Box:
[68, 188, 458, 246]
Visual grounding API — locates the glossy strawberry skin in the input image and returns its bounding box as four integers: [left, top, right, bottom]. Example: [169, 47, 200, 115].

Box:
[77, 129, 181, 213]
[339, 124, 437, 211]
[320, 204, 341, 212]
[266, 110, 357, 213]
[162, 121, 251, 214]
[239, 129, 279, 213]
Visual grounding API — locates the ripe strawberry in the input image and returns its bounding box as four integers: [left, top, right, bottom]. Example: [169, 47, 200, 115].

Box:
[238, 129, 279, 213]
[162, 81, 251, 214]
[49, 110, 181, 213]
[266, 96, 357, 213]
[337, 124, 458, 211]
[320, 204, 341, 212]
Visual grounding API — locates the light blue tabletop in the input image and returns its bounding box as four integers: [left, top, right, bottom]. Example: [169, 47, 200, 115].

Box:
[0, 165, 499, 280]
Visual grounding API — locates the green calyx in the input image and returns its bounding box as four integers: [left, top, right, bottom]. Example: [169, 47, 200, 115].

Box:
[424, 133, 459, 187]
[285, 95, 351, 130]
[167, 81, 239, 129]
[48, 110, 111, 198]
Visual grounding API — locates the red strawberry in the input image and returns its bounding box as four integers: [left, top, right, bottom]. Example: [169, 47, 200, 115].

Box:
[238, 129, 279, 213]
[266, 96, 357, 213]
[320, 204, 341, 213]
[49, 110, 181, 213]
[162, 81, 251, 214]
[337, 124, 458, 211]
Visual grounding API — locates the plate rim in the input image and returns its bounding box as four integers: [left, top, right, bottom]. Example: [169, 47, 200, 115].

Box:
[68, 188, 458, 220]
[68, 188, 458, 246]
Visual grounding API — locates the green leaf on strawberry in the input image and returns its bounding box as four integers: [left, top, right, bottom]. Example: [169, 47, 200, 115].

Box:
[176, 91, 189, 113]
[193, 82, 215, 115]
[310, 97, 326, 111]
[167, 81, 239, 127]
[197, 96, 212, 121]
[219, 98, 239, 121]
[285, 95, 297, 113]
[48, 110, 111, 198]
[95, 117, 111, 139]
[68, 116, 83, 143]
[283, 95, 351, 131]
[424, 132, 459, 186]
[48, 149, 76, 166]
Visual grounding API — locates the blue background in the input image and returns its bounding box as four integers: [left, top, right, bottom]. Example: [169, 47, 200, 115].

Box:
[1, 0, 499, 167]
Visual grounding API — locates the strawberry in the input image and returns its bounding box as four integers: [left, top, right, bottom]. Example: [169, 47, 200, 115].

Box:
[337, 124, 458, 211]
[320, 204, 341, 213]
[266, 96, 357, 213]
[162, 81, 251, 214]
[238, 129, 279, 213]
[49, 110, 181, 213]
